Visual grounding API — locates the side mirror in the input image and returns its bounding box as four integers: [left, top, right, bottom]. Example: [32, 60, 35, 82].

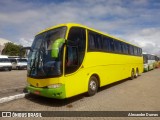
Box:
[51, 38, 65, 58]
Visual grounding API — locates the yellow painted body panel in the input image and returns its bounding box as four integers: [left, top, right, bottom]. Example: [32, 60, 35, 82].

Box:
[63, 52, 143, 98]
[84, 52, 143, 85]
[155, 61, 160, 68]
[27, 23, 143, 99]
[27, 77, 63, 87]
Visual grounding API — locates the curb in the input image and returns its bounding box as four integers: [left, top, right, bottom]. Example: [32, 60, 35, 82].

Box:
[0, 93, 28, 104]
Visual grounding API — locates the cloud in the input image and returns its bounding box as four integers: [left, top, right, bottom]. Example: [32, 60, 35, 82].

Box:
[18, 38, 33, 47]
[0, 0, 160, 55]
[116, 28, 160, 55]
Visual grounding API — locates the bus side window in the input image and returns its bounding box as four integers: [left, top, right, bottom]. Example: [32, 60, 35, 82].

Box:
[66, 46, 78, 66]
[129, 45, 134, 55]
[121, 42, 126, 54]
[125, 44, 129, 54]
[66, 27, 86, 74]
[68, 27, 86, 65]
[103, 36, 110, 51]
[114, 41, 122, 53]
[65, 46, 78, 74]
[110, 39, 115, 52]
[119, 41, 122, 53]
[88, 33, 95, 50]
[134, 47, 138, 56]
[88, 31, 103, 50]
[95, 34, 103, 50]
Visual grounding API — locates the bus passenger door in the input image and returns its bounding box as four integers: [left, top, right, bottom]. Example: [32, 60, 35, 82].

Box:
[65, 45, 79, 74]
[64, 27, 86, 97]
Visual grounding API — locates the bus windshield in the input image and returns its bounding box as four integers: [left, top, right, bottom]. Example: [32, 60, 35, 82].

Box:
[143, 54, 148, 64]
[27, 27, 66, 78]
[0, 58, 10, 63]
[17, 59, 27, 62]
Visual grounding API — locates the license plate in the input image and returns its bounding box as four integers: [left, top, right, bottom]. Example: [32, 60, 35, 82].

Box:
[34, 91, 40, 95]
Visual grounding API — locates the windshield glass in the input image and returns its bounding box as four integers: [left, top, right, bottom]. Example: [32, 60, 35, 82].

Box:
[0, 58, 10, 63]
[10, 59, 17, 63]
[143, 55, 148, 64]
[17, 59, 27, 62]
[28, 27, 66, 78]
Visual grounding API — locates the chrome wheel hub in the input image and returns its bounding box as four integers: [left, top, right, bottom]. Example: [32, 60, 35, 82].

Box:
[90, 81, 96, 91]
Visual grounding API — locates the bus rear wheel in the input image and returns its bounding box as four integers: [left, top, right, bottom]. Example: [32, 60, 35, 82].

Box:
[135, 68, 139, 78]
[130, 69, 135, 80]
[88, 76, 98, 96]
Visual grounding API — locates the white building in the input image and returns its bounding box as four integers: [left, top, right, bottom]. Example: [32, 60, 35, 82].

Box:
[0, 38, 11, 55]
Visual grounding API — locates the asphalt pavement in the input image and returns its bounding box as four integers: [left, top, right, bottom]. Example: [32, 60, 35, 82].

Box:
[0, 68, 160, 119]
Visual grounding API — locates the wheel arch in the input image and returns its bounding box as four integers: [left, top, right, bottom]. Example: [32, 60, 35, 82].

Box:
[89, 73, 100, 88]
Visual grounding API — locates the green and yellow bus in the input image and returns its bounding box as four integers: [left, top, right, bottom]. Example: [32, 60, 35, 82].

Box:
[155, 56, 160, 68]
[26, 23, 143, 99]
[143, 53, 156, 72]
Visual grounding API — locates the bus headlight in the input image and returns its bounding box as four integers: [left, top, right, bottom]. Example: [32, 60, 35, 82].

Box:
[144, 64, 148, 68]
[48, 83, 62, 88]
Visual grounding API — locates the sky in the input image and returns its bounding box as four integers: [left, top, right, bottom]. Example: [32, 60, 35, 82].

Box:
[0, 0, 160, 55]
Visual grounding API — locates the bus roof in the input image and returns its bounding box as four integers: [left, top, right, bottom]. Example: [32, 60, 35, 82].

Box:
[0, 55, 8, 58]
[143, 53, 156, 56]
[37, 23, 141, 48]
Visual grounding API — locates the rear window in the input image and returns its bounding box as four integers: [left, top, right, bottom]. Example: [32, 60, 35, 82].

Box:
[0, 58, 10, 63]
[10, 59, 17, 63]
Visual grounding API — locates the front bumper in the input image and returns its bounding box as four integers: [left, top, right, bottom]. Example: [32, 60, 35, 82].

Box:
[27, 84, 66, 99]
[0, 66, 12, 70]
[143, 64, 148, 72]
[18, 66, 27, 69]
[144, 68, 148, 72]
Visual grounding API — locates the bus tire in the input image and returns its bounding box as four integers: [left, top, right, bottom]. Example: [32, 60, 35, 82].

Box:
[130, 69, 135, 80]
[135, 68, 139, 78]
[88, 76, 98, 96]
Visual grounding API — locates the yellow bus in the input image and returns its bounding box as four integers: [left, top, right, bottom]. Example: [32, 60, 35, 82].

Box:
[26, 23, 143, 99]
[155, 56, 160, 68]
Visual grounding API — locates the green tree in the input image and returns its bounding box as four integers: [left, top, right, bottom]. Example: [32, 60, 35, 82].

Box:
[2, 42, 25, 56]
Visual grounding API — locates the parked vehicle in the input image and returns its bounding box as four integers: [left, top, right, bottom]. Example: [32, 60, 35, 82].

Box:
[9, 58, 27, 70]
[0, 55, 12, 71]
[143, 53, 156, 72]
[155, 56, 160, 68]
[26, 23, 143, 99]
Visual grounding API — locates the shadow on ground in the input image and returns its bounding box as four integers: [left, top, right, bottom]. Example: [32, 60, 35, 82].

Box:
[98, 78, 130, 92]
[25, 93, 85, 108]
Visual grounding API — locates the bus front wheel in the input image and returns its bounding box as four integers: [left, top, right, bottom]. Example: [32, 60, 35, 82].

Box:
[88, 76, 98, 96]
